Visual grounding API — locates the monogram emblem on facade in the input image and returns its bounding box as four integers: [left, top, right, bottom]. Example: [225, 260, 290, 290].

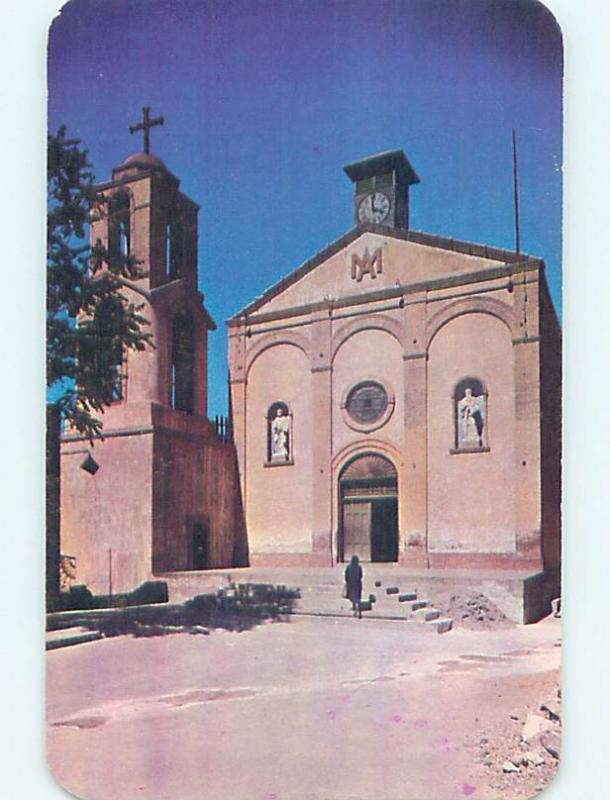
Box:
[350, 247, 383, 282]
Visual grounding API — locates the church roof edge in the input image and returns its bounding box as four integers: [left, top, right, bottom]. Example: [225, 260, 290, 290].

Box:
[227, 223, 544, 321]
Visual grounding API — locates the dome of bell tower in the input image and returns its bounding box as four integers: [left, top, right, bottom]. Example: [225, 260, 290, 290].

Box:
[112, 151, 169, 179]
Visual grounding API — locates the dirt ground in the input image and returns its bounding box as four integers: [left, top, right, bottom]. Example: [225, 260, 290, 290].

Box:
[46, 613, 561, 800]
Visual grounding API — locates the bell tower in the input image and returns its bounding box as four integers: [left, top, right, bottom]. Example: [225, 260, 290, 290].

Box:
[90, 109, 215, 417]
[60, 110, 252, 597]
[344, 149, 420, 231]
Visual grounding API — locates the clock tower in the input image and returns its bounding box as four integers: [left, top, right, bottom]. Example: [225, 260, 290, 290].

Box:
[344, 149, 420, 230]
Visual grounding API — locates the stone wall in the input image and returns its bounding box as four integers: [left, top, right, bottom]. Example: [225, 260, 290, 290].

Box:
[60, 433, 155, 595]
[61, 426, 248, 594]
[539, 281, 562, 573]
[152, 431, 248, 572]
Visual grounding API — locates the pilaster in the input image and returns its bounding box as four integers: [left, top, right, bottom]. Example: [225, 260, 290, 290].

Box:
[228, 324, 248, 499]
[513, 336, 542, 567]
[310, 309, 333, 562]
[401, 292, 428, 566]
[512, 272, 543, 567]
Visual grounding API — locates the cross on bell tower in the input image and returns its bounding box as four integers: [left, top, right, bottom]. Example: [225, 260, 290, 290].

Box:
[129, 106, 165, 154]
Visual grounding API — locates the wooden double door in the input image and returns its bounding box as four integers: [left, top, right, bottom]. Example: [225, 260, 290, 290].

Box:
[339, 453, 399, 563]
[341, 497, 398, 562]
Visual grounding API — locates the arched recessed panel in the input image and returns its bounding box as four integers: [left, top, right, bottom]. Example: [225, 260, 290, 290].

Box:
[427, 311, 515, 554]
[332, 315, 403, 363]
[332, 327, 403, 451]
[245, 342, 312, 553]
[426, 298, 515, 352]
[245, 333, 311, 379]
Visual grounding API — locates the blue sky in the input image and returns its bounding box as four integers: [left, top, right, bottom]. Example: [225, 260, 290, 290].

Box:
[48, 0, 563, 418]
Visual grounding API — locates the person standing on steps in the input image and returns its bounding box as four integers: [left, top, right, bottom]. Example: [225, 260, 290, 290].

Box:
[345, 554, 363, 618]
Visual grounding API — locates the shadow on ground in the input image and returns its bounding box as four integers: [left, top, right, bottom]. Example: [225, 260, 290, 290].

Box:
[48, 584, 301, 639]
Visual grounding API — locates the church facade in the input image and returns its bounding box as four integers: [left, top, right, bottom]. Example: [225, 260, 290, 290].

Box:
[228, 150, 561, 573]
[59, 147, 248, 595]
[58, 144, 561, 596]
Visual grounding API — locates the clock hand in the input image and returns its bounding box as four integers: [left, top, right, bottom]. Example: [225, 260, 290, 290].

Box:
[370, 194, 377, 214]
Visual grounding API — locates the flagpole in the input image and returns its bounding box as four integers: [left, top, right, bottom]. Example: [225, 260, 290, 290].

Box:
[512, 129, 521, 256]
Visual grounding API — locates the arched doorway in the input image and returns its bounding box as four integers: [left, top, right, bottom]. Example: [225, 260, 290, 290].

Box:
[339, 454, 398, 563]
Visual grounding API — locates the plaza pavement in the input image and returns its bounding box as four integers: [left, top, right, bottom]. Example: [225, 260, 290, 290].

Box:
[46, 608, 561, 800]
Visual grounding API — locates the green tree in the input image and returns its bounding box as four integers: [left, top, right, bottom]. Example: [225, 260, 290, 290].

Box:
[47, 126, 152, 439]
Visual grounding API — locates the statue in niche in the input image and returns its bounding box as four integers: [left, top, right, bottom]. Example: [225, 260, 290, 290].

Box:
[270, 407, 291, 461]
[457, 387, 485, 447]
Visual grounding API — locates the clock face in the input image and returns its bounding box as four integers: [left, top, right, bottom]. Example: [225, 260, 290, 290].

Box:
[358, 192, 391, 224]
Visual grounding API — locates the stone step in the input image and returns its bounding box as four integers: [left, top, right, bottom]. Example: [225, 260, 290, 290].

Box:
[385, 586, 400, 595]
[411, 606, 440, 622]
[46, 626, 104, 651]
[426, 618, 453, 634]
[411, 600, 429, 611]
[398, 592, 417, 603]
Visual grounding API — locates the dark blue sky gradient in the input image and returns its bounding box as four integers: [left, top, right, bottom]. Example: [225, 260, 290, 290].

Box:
[48, 0, 563, 417]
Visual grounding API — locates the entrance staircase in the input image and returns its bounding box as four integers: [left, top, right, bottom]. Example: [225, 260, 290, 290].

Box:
[294, 574, 453, 633]
[162, 566, 454, 633]
[46, 626, 104, 651]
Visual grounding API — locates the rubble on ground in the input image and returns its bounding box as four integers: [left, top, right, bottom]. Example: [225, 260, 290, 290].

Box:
[441, 593, 513, 629]
[471, 683, 561, 797]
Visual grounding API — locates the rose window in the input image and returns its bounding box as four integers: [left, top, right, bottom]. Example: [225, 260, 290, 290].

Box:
[345, 382, 388, 424]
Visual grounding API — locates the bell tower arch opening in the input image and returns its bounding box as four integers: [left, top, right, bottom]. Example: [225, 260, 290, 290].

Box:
[338, 453, 398, 563]
[108, 191, 131, 259]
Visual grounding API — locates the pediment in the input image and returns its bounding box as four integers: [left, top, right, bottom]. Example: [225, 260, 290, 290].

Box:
[231, 225, 538, 321]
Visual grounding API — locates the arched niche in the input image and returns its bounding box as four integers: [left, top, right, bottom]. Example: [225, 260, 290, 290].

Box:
[266, 401, 292, 464]
[453, 376, 488, 450]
